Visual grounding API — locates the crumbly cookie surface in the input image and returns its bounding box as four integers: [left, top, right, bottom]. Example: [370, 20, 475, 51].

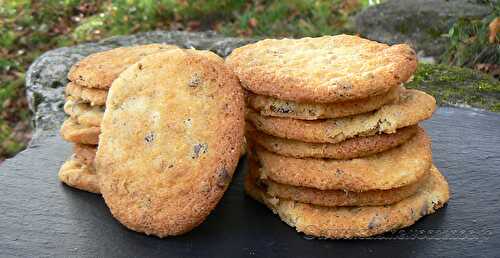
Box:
[251, 128, 432, 191]
[245, 165, 449, 239]
[246, 86, 400, 120]
[248, 158, 426, 207]
[74, 144, 97, 167]
[65, 82, 108, 106]
[60, 118, 100, 145]
[59, 157, 100, 194]
[96, 49, 245, 237]
[247, 124, 417, 159]
[64, 97, 104, 127]
[247, 89, 435, 143]
[68, 44, 179, 89]
[226, 35, 417, 103]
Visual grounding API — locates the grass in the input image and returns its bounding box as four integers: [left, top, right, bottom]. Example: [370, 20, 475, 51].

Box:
[0, 0, 498, 161]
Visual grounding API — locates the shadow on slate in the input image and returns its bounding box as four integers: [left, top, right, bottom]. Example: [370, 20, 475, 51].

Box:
[1, 107, 500, 257]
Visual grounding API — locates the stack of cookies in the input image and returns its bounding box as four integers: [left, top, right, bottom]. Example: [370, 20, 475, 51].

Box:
[227, 35, 450, 239]
[59, 44, 178, 193]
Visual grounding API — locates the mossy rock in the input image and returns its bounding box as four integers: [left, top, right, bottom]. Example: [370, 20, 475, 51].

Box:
[406, 63, 500, 112]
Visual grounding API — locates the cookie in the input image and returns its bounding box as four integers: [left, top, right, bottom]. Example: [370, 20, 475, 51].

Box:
[246, 124, 418, 159]
[64, 97, 104, 127]
[96, 49, 245, 237]
[60, 118, 100, 145]
[59, 157, 100, 194]
[65, 82, 108, 106]
[68, 44, 179, 89]
[226, 34, 417, 103]
[250, 128, 431, 191]
[246, 86, 400, 120]
[74, 144, 97, 167]
[245, 164, 449, 239]
[247, 89, 435, 143]
[248, 158, 426, 207]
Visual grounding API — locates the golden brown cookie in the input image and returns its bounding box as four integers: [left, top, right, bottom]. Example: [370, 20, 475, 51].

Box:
[59, 157, 100, 194]
[226, 34, 417, 103]
[65, 82, 108, 106]
[74, 144, 97, 167]
[64, 97, 104, 127]
[246, 86, 400, 120]
[68, 44, 179, 89]
[247, 89, 435, 143]
[248, 157, 426, 206]
[250, 128, 432, 191]
[96, 49, 245, 237]
[246, 124, 418, 159]
[60, 118, 100, 145]
[245, 165, 449, 239]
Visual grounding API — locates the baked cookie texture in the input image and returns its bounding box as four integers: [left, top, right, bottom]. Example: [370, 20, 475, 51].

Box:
[246, 86, 400, 120]
[68, 44, 179, 89]
[226, 34, 417, 103]
[248, 158, 425, 207]
[64, 97, 104, 127]
[245, 165, 449, 239]
[65, 82, 108, 106]
[60, 118, 100, 145]
[251, 128, 432, 191]
[59, 157, 100, 194]
[246, 89, 436, 143]
[74, 144, 97, 167]
[96, 49, 245, 237]
[247, 124, 418, 159]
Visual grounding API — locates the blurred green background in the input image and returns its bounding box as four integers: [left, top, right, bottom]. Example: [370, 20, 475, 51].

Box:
[0, 0, 498, 162]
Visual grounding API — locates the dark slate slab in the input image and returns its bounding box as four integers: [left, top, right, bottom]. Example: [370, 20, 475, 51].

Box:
[1, 107, 500, 258]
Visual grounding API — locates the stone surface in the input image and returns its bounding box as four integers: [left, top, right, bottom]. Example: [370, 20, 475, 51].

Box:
[25, 30, 255, 134]
[408, 63, 500, 112]
[1, 107, 500, 256]
[355, 0, 492, 58]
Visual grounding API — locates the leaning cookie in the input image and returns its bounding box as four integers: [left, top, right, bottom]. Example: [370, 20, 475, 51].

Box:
[247, 89, 435, 144]
[96, 49, 245, 237]
[59, 157, 100, 194]
[246, 124, 418, 159]
[227, 35, 417, 103]
[246, 86, 400, 120]
[250, 128, 432, 191]
[68, 44, 179, 89]
[248, 158, 427, 207]
[245, 165, 449, 239]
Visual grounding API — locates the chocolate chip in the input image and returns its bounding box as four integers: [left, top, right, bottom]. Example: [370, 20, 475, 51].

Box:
[216, 167, 231, 188]
[188, 73, 202, 87]
[138, 63, 143, 70]
[144, 132, 155, 143]
[270, 104, 293, 114]
[192, 143, 208, 159]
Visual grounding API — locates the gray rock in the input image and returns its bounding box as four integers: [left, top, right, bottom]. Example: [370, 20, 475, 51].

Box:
[355, 0, 492, 57]
[25, 30, 255, 135]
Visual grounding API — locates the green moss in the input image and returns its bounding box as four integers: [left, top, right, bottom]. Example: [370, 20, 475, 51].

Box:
[407, 63, 500, 112]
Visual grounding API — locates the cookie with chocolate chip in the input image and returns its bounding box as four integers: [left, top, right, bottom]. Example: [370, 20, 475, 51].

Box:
[96, 49, 245, 237]
[226, 34, 416, 103]
[247, 89, 435, 144]
[245, 164, 449, 239]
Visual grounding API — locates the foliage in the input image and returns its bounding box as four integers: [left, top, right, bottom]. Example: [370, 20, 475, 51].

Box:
[442, 1, 499, 70]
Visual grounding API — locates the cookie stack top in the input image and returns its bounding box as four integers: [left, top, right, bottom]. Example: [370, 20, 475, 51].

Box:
[226, 34, 417, 103]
